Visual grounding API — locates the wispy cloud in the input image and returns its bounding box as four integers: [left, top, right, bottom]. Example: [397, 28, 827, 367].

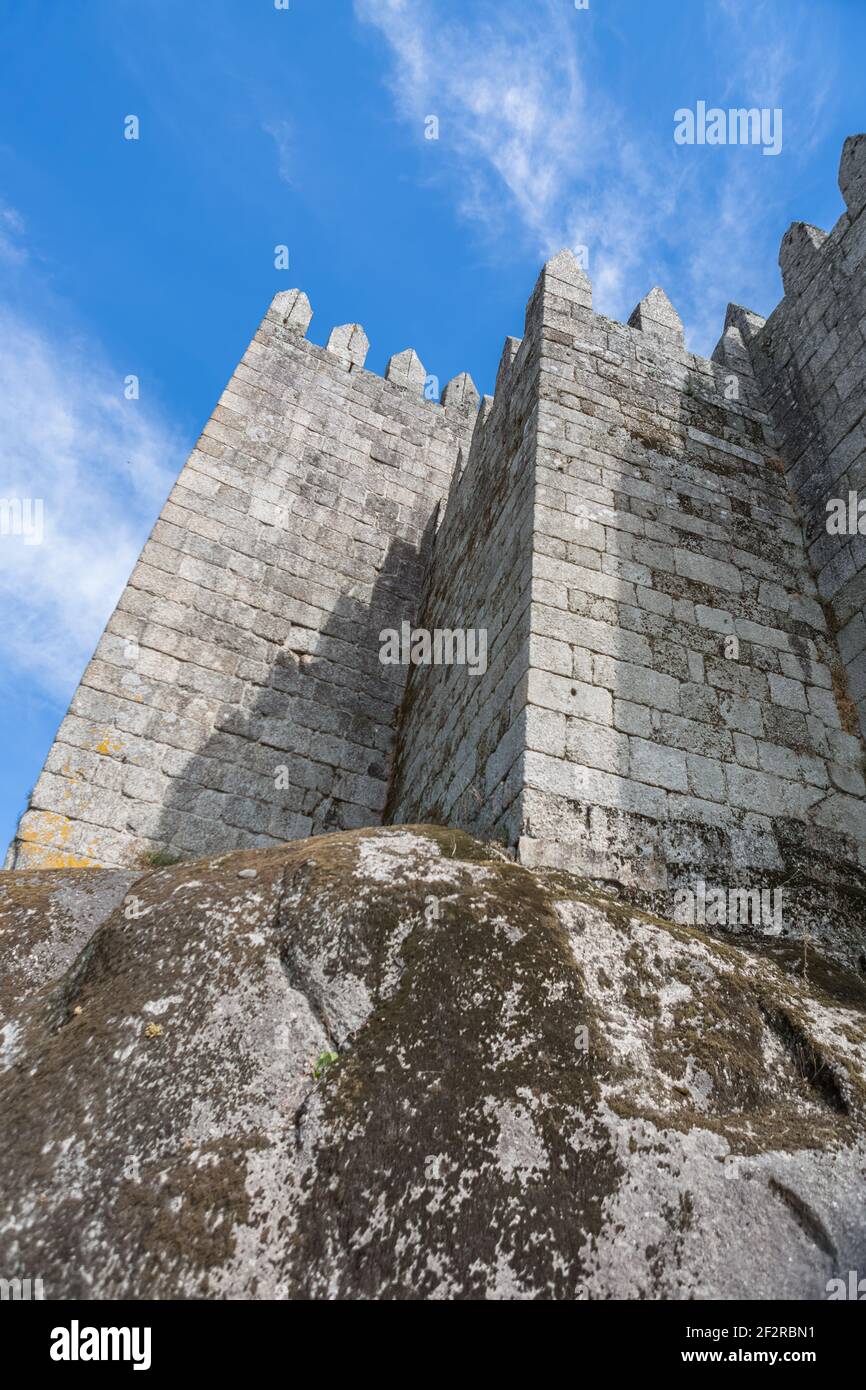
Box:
[355, 0, 840, 353]
[712, 0, 835, 146]
[353, 0, 689, 332]
[0, 206, 27, 264]
[263, 119, 294, 185]
[355, 0, 623, 255]
[679, 0, 840, 343]
[0, 305, 184, 698]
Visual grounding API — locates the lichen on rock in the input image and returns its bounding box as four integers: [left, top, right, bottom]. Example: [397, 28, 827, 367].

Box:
[0, 825, 864, 1300]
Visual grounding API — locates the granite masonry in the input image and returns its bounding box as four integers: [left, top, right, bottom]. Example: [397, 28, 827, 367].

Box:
[8, 135, 866, 892]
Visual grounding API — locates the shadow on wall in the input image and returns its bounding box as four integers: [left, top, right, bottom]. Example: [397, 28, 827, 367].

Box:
[521, 276, 865, 889]
[149, 523, 437, 861]
[610, 313, 861, 877]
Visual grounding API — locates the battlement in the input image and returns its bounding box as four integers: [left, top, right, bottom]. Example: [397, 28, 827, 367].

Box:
[269, 284, 481, 414]
[8, 135, 866, 892]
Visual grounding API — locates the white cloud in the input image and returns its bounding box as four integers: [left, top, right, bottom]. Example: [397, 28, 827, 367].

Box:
[355, 0, 840, 353]
[355, 0, 618, 255]
[0, 306, 184, 698]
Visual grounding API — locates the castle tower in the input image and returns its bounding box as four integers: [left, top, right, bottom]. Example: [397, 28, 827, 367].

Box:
[7, 293, 477, 867]
[388, 216, 866, 886]
[729, 135, 866, 741]
[8, 135, 866, 891]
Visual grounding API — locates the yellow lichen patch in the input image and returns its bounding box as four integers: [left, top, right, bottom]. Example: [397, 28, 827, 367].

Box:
[19, 811, 73, 846]
[94, 734, 125, 756]
[13, 813, 103, 869]
[19, 848, 98, 869]
[85, 726, 124, 757]
[60, 759, 87, 781]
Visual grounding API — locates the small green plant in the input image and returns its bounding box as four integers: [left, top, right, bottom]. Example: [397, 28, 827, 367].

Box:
[139, 847, 183, 868]
[313, 1049, 339, 1080]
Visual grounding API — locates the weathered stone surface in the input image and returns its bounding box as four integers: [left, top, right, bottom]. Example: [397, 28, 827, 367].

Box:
[2, 825, 865, 1300]
[779, 222, 829, 297]
[839, 133, 866, 215]
[385, 347, 427, 392]
[326, 322, 369, 367]
[627, 286, 685, 347]
[6, 293, 475, 870]
[441, 371, 480, 414]
[271, 288, 313, 334]
[0, 868, 139, 1020]
[538, 247, 593, 307]
[737, 133, 866, 743]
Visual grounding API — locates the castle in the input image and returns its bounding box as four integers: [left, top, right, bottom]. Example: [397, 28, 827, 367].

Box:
[8, 134, 866, 893]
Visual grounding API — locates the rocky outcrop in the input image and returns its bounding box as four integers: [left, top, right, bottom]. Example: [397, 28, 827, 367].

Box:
[1, 826, 865, 1300]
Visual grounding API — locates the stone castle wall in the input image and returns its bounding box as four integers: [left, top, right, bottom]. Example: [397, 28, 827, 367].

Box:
[385, 325, 538, 843]
[9, 293, 476, 867]
[735, 135, 866, 741]
[8, 134, 866, 883]
[519, 250, 866, 884]
[390, 234, 866, 886]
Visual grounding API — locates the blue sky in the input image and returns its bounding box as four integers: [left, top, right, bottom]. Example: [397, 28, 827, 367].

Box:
[0, 0, 864, 851]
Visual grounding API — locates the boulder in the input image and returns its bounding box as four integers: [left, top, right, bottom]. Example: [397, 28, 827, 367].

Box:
[1, 826, 865, 1300]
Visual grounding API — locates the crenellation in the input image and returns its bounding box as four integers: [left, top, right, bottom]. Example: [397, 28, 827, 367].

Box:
[270, 287, 313, 333]
[627, 287, 685, 348]
[326, 322, 370, 367]
[440, 371, 480, 413]
[778, 222, 830, 297]
[385, 347, 427, 392]
[839, 133, 866, 215]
